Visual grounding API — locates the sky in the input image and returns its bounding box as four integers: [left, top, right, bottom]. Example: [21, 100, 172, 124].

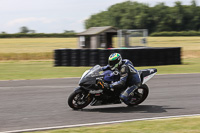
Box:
[0, 0, 199, 33]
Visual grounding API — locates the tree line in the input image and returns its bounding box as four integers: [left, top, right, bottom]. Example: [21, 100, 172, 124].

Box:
[0, 33, 76, 38]
[0, 26, 76, 38]
[85, 0, 200, 33]
[18, 26, 75, 34]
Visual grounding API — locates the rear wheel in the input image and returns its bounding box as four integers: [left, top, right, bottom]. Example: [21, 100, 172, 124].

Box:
[68, 89, 92, 110]
[125, 84, 149, 106]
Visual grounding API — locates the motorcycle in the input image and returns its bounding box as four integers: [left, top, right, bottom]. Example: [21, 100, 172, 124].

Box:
[68, 65, 157, 110]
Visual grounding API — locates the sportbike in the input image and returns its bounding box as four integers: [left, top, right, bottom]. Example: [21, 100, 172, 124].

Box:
[68, 65, 157, 110]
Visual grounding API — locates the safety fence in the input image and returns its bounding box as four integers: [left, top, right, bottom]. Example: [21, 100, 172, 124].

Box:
[54, 47, 181, 67]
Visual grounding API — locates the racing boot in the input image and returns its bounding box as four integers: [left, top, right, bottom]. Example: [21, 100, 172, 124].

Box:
[119, 85, 138, 104]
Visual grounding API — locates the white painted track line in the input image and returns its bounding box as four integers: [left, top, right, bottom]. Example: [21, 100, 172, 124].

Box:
[2, 114, 200, 133]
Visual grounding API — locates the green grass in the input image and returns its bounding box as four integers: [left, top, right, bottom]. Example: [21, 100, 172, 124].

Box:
[136, 58, 200, 74]
[0, 61, 90, 80]
[25, 116, 200, 133]
[0, 52, 52, 60]
[0, 58, 199, 80]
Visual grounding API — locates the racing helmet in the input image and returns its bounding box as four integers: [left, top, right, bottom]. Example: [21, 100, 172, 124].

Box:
[108, 53, 122, 70]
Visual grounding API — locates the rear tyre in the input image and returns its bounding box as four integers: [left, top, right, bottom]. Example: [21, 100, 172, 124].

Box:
[125, 84, 149, 106]
[68, 89, 92, 110]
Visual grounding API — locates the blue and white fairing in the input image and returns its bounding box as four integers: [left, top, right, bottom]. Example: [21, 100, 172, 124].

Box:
[79, 65, 157, 88]
[79, 65, 120, 86]
[138, 68, 157, 84]
[103, 70, 120, 83]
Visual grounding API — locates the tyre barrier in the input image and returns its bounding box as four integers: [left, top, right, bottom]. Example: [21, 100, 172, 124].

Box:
[89, 49, 99, 66]
[70, 49, 80, 66]
[99, 49, 109, 66]
[54, 47, 181, 67]
[54, 49, 63, 66]
[80, 49, 90, 66]
[61, 49, 71, 66]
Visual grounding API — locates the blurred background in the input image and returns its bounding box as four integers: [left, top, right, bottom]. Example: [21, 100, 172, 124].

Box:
[0, 0, 200, 79]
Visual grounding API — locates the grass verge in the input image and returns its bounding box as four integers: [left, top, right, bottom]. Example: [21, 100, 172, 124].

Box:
[25, 116, 200, 133]
[0, 52, 52, 60]
[0, 58, 199, 80]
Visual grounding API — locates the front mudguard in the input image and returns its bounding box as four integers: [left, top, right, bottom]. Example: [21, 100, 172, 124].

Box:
[74, 86, 86, 93]
[74, 86, 92, 98]
[68, 87, 93, 110]
[74, 86, 81, 92]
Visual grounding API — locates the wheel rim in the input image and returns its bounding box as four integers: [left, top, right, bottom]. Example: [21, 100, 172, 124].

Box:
[72, 92, 91, 108]
[130, 88, 144, 103]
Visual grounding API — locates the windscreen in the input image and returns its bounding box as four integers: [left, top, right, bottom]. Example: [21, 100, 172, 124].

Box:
[79, 65, 103, 85]
[85, 65, 102, 78]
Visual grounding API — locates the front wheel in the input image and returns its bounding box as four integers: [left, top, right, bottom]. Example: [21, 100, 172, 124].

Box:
[125, 84, 149, 106]
[68, 89, 93, 110]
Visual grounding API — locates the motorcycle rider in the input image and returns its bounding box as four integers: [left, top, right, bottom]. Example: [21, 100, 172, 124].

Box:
[102, 53, 141, 104]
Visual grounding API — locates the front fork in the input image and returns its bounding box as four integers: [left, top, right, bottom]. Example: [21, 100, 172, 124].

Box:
[75, 86, 93, 101]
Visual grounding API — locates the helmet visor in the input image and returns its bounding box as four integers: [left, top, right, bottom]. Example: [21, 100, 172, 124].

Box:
[109, 59, 119, 69]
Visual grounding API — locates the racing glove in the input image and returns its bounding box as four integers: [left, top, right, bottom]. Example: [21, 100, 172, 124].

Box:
[97, 80, 105, 89]
[104, 83, 114, 91]
[103, 83, 110, 89]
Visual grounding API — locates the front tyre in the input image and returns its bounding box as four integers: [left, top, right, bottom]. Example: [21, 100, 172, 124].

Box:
[125, 84, 149, 106]
[68, 89, 92, 110]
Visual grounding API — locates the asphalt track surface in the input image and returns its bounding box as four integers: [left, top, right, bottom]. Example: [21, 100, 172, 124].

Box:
[0, 73, 200, 132]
